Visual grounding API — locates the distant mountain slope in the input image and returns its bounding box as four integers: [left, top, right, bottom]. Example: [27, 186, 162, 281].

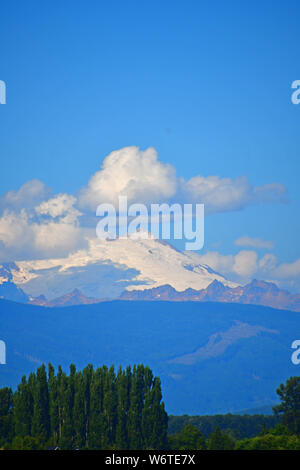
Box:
[0, 235, 237, 301]
[0, 263, 30, 303]
[120, 279, 300, 312]
[0, 299, 299, 414]
[0, 237, 299, 311]
[29, 289, 104, 307]
[0, 281, 29, 303]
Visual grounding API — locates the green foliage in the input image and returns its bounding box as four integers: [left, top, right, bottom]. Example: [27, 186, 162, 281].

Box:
[273, 376, 300, 434]
[168, 424, 206, 450]
[235, 433, 300, 450]
[168, 413, 279, 439]
[0, 363, 167, 450]
[3, 369, 300, 451]
[207, 426, 235, 450]
[115, 366, 130, 449]
[31, 364, 50, 442]
[0, 387, 13, 445]
[9, 435, 44, 450]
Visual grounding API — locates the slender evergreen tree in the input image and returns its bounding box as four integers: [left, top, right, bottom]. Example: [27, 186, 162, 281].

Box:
[0, 387, 13, 445]
[115, 366, 130, 449]
[127, 365, 145, 449]
[13, 374, 34, 438]
[89, 367, 105, 449]
[73, 371, 86, 448]
[31, 365, 50, 442]
[48, 363, 59, 445]
[0, 362, 168, 450]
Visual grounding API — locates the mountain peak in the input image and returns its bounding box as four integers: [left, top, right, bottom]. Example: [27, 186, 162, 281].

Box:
[119, 279, 300, 312]
[0, 237, 238, 301]
[29, 289, 104, 307]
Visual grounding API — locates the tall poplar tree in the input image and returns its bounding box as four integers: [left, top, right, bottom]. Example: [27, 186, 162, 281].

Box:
[31, 365, 50, 441]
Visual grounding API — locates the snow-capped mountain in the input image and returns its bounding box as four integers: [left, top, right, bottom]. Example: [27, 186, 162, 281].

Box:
[1, 238, 299, 310]
[0, 233, 237, 301]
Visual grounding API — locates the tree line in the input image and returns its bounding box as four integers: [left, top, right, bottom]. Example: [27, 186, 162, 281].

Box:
[168, 375, 300, 450]
[0, 363, 168, 450]
[168, 413, 279, 440]
[2, 366, 300, 450]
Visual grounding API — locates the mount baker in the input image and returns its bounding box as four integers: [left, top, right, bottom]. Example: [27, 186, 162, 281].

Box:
[0, 234, 299, 311]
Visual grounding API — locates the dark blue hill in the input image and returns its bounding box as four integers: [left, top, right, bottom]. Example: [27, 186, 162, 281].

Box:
[0, 299, 299, 414]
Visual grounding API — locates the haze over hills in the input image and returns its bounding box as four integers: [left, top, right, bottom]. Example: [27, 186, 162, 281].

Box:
[0, 298, 299, 414]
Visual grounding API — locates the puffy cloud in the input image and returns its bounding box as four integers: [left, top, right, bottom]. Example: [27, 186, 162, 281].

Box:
[79, 146, 177, 209]
[0, 214, 83, 261]
[35, 194, 81, 224]
[274, 258, 300, 279]
[0, 194, 85, 261]
[0, 146, 290, 264]
[253, 183, 288, 204]
[181, 175, 287, 213]
[0, 209, 33, 251]
[235, 235, 274, 250]
[0, 179, 50, 213]
[191, 249, 258, 280]
[189, 251, 234, 273]
[190, 248, 300, 291]
[31, 220, 84, 257]
[232, 250, 258, 277]
[78, 146, 287, 214]
[258, 253, 278, 272]
[181, 175, 253, 212]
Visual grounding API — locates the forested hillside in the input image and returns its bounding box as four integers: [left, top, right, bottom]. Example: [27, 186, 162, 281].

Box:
[168, 414, 279, 439]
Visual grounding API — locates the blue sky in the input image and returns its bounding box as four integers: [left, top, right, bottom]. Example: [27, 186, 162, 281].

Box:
[1, 0, 300, 290]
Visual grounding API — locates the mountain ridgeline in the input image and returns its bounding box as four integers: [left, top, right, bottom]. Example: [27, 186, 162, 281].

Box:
[1, 277, 300, 312]
[120, 279, 300, 312]
[0, 237, 299, 311]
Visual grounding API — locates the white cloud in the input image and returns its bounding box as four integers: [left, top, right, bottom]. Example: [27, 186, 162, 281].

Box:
[181, 175, 287, 213]
[192, 249, 258, 280]
[0, 209, 33, 250]
[253, 183, 287, 204]
[189, 251, 234, 273]
[181, 175, 253, 212]
[0, 194, 85, 261]
[0, 179, 50, 213]
[235, 235, 274, 250]
[274, 258, 300, 279]
[0, 146, 290, 265]
[189, 248, 300, 292]
[79, 146, 177, 209]
[79, 146, 287, 213]
[258, 253, 278, 272]
[232, 250, 258, 277]
[32, 220, 84, 257]
[35, 193, 81, 223]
